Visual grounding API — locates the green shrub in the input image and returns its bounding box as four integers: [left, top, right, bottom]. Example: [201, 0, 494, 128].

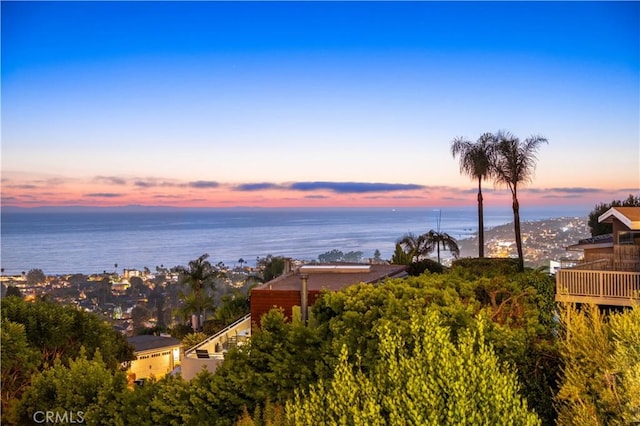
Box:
[407, 258, 446, 275]
[451, 257, 521, 276]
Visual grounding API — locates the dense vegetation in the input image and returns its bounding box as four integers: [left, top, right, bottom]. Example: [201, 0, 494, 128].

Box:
[3, 261, 638, 425]
[1, 297, 134, 419]
[555, 304, 640, 424]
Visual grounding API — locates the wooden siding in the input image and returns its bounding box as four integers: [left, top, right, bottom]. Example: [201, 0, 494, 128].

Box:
[579, 245, 640, 272]
[556, 269, 640, 307]
[250, 289, 324, 329]
[614, 244, 640, 271]
[583, 247, 614, 267]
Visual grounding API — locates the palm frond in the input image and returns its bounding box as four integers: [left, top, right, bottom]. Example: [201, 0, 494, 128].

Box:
[451, 133, 495, 182]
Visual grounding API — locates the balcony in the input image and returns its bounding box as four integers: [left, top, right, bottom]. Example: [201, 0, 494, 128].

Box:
[556, 269, 640, 307]
[179, 314, 252, 380]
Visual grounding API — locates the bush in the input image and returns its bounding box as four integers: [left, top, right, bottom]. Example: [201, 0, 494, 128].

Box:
[406, 258, 445, 275]
[451, 257, 521, 277]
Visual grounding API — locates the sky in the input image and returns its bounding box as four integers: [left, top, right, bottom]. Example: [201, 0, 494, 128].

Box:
[2, 1, 639, 209]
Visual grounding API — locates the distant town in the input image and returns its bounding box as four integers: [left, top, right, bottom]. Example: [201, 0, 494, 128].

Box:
[0, 216, 590, 337]
[458, 216, 589, 268]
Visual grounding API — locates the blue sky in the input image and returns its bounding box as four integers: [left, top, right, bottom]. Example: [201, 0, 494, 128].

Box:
[2, 1, 638, 208]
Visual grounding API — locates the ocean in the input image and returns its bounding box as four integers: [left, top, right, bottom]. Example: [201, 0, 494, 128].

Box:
[0, 205, 589, 275]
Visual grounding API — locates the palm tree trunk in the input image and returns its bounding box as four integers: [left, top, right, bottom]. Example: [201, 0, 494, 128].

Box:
[511, 192, 524, 272]
[437, 241, 441, 264]
[196, 283, 201, 330]
[477, 178, 484, 258]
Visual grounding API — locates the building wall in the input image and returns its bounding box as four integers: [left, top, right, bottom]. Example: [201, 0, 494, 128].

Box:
[129, 346, 180, 380]
[181, 355, 224, 380]
[612, 218, 631, 243]
[584, 247, 614, 264]
[250, 289, 323, 329]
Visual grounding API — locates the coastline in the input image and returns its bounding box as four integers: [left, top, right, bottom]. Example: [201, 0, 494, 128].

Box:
[0, 208, 590, 275]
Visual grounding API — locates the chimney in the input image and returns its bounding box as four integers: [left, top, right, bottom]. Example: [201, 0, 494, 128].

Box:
[300, 273, 309, 324]
[283, 258, 292, 275]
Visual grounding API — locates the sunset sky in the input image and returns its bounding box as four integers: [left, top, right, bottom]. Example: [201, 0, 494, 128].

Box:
[2, 1, 638, 209]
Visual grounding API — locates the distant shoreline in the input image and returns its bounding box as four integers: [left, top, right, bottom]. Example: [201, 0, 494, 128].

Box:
[0, 208, 590, 275]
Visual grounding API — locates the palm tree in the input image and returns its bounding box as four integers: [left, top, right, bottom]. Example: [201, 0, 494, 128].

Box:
[173, 253, 221, 331]
[451, 132, 496, 258]
[492, 131, 548, 271]
[424, 230, 460, 264]
[396, 233, 432, 262]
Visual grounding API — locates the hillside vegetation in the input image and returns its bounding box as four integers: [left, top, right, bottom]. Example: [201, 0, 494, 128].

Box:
[3, 260, 638, 425]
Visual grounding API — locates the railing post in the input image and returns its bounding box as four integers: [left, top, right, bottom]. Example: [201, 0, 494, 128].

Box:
[599, 271, 603, 297]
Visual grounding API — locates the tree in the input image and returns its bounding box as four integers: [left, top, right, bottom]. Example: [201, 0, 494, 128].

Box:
[317, 250, 363, 263]
[344, 251, 363, 263]
[213, 309, 322, 410]
[587, 194, 640, 236]
[259, 255, 286, 282]
[84, 377, 160, 426]
[99, 276, 113, 304]
[8, 349, 128, 426]
[131, 304, 152, 334]
[1, 297, 134, 370]
[214, 290, 250, 326]
[492, 131, 548, 271]
[555, 304, 640, 425]
[127, 275, 147, 297]
[451, 132, 496, 258]
[148, 285, 167, 328]
[423, 230, 460, 264]
[396, 232, 431, 262]
[26, 268, 46, 286]
[5, 285, 21, 298]
[173, 254, 221, 331]
[373, 249, 382, 263]
[311, 268, 559, 424]
[318, 249, 344, 263]
[181, 332, 208, 350]
[287, 310, 540, 425]
[390, 243, 413, 265]
[1, 318, 40, 417]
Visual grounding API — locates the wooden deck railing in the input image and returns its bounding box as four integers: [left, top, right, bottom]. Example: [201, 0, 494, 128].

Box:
[556, 269, 640, 307]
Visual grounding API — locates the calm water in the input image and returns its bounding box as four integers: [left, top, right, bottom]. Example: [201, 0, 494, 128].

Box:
[0, 206, 588, 275]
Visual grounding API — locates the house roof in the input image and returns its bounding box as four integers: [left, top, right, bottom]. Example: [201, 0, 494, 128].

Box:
[566, 233, 613, 251]
[253, 263, 408, 292]
[598, 207, 640, 230]
[128, 335, 181, 353]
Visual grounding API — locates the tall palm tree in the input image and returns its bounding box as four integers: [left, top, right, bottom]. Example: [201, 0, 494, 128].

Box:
[451, 132, 496, 258]
[397, 233, 432, 262]
[492, 131, 548, 271]
[424, 230, 460, 264]
[173, 253, 220, 330]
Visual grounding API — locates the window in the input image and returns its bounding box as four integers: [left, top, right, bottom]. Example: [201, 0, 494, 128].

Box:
[618, 231, 640, 245]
